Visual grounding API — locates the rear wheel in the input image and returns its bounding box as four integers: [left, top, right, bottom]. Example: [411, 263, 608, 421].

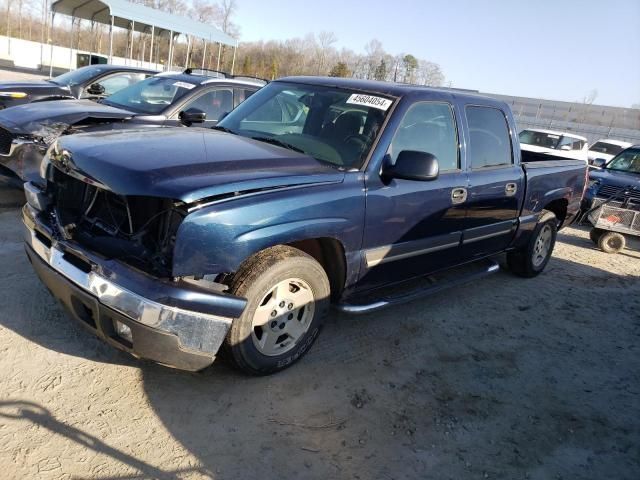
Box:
[598, 231, 626, 254]
[589, 228, 606, 245]
[224, 245, 330, 375]
[507, 210, 557, 278]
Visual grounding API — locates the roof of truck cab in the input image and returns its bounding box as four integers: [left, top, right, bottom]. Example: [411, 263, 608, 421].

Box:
[276, 76, 504, 103]
[522, 128, 587, 141]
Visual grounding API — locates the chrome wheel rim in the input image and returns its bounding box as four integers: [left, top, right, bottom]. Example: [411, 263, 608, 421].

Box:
[250, 278, 315, 356]
[532, 224, 552, 267]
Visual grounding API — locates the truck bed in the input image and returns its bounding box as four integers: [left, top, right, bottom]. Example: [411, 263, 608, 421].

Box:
[520, 151, 587, 228]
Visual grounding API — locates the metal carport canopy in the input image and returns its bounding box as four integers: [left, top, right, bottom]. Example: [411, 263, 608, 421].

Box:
[50, 0, 237, 46]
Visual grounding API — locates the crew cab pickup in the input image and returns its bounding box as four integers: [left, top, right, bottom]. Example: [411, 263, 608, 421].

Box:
[22, 77, 587, 375]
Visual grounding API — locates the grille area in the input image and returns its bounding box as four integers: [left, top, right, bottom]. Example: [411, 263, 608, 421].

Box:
[0, 127, 14, 155]
[51, 169, 184, 276]
[597, 184, 640, 202]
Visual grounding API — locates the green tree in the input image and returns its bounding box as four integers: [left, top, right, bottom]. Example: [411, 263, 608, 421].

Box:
[374, 59, 387, 81]
[241, 55, 252, 75]
[329, 62, 350, 78]
[402, 54, 418, 83]
[269, 59, 278, 80]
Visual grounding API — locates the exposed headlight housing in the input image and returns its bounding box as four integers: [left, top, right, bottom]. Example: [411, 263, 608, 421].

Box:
[0, 91, 28, 99]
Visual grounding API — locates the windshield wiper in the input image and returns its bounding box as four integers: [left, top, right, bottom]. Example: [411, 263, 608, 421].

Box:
[250, 136, 305, 154]
[212, 125, 236, 134]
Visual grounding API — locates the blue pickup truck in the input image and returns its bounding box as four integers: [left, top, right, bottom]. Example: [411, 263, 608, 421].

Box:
[22, 77, 587, 374]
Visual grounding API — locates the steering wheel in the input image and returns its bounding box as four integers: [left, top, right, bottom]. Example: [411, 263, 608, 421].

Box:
[343, 133, 369, 151]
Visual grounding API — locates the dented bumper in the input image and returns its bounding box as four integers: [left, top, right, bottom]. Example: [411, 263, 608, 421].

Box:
[23, 204, 246, 371]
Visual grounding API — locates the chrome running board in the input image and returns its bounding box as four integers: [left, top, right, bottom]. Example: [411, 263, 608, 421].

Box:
[336, 260, 500, 314]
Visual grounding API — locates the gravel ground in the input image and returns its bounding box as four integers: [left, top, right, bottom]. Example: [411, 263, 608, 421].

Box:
[0, 200, 638, 480]
[0, 67, 47, 82]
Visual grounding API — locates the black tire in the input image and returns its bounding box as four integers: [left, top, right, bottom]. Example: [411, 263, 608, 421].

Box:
[224, 245, 330, 375]
[597, 231, 625, 254]
[507, 210, 557, 278]
[589, 228, 605, 245]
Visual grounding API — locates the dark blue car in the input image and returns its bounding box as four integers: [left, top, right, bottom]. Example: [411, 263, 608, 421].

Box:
[22, 77, 587, 374]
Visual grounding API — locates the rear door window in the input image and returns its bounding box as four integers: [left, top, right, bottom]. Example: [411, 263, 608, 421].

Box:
[466, 106, 513, 168]
[180, 88, 234, 121]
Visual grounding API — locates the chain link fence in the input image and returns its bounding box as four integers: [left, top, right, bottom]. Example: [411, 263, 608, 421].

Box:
[485, 93, 640, 144]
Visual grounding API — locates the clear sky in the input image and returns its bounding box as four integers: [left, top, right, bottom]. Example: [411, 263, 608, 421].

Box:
[233, 0, 640, 108]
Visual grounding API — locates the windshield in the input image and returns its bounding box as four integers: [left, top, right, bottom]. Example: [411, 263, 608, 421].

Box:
[102, 76, 196, 114]
[217, 82, 394, 169]
[50, 66, 106, 87]
[519, 130, 561, 149]
[590, 141, 626, 156]
[605, 147, 640, 174]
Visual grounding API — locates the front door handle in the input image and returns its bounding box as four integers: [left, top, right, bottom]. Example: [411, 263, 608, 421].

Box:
[451, 187, 467, 204]
[505, 183, 518, 196]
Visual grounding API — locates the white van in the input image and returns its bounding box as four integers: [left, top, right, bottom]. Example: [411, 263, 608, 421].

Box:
[519, 128, 589, 162]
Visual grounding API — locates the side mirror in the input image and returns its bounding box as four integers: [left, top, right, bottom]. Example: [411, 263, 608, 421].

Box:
[179, 108, 207, 126]
[86, 83, 105, 96]
[383, 150, 439, 181]
[559, 145, 572, 151]
[592, 158, 607, 168]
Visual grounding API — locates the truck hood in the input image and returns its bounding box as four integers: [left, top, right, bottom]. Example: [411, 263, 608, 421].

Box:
[50, 128, 345, 204]
[0, 99, 134, 137]
[589, 168, 640, 189]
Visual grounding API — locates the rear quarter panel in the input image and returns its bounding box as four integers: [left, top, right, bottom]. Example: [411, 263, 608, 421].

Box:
[513, 159, 587, 248]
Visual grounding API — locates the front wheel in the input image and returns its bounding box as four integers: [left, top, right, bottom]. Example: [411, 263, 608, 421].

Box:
[507, 210, 557, 278]
[224, 245, 330, 375]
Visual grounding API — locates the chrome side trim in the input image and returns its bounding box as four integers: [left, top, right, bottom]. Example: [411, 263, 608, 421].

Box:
[462, 229, 513, 244]
[365, 240, 460, 268]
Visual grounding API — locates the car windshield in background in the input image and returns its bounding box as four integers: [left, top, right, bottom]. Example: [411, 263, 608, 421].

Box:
[590, 142, 626, 156]
[519, 130, 561, 149]
[101, 76, 196, 114]
[605, 148, 640, 174]
[49, 66, 106, 87]
[217, 82, 394, 169]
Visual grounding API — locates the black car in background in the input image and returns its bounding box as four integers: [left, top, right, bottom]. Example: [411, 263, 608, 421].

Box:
[0, 64, 156, 109]
[0, 69, 266, 182]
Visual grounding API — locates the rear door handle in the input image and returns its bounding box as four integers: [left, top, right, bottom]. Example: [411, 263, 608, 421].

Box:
[505, 183, 518, 196]
[451, 187, 467, 204]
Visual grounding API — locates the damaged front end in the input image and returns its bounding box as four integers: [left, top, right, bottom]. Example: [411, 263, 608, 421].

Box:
[49, 166, 185, 277]
[23, 157, 247, 371]
[1, 115, 129, 182]
[0, 127, 49, 183]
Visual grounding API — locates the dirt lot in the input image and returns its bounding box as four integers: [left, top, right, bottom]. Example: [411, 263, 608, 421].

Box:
[0, 198, 638, 480]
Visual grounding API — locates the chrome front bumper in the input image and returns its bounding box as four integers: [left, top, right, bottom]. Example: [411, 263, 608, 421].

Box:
[23, 204, 246, 370]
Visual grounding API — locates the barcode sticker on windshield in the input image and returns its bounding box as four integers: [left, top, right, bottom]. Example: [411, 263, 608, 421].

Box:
[173, 81, 196, 90]
[346, 94, 392, 111]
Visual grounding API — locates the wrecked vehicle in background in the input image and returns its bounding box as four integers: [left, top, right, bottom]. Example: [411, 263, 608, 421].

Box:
[0, 64, 155, 110]
[23, 77, 587, 375]
[0, 69, 265, 183]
